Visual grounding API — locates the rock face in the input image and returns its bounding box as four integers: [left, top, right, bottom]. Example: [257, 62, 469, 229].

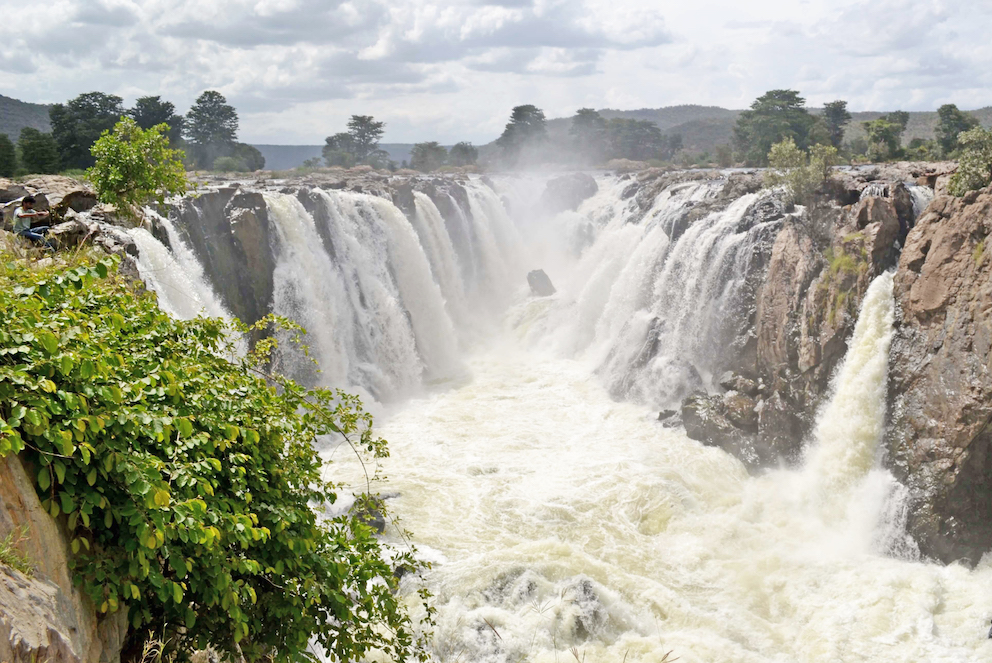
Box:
[527, 269, 556, 297]
[0, 456, 127, 663]
[886, 186, 992, 564]
[171, 186, 275, 324]
[540, 173, 598, 215]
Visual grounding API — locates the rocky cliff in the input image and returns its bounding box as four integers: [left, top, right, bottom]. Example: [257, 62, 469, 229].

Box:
[0, 455, 127, 663]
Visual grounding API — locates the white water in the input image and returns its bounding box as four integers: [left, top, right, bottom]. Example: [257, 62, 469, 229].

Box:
[366, 273, 992, 663]
[134, 173, 991, 661]
[128, 212, 232, 320]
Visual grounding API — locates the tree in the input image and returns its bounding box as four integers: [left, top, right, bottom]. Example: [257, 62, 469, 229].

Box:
[606, 118, 665, 161]
[822, 100, 852, 149]
[0, 135, 15, 177]
[322, 116, 388, 168]
[715, 144, 733, 168]
[948, 127, 992, 196]
[129, 96, 184, 145]
[496, 104, 548, 163]
[733, 90, 817, 166]
[346, 115, 386, 163]
[448, 142, 478, 167]
[410, 142, 448, 172]
[570, 108, 608, 162]
[886, 111, 910, 132]
[323, 133, 356, 167]
[0, 257, 431, 663]
[231, 143, 265, 171]
[862, 118, 905, 161]
[936, 104, 980, 155]
[18, 128, 60, 174]
[184, 91, 239, 169]
[765, 137, 839, 207]
[87, 118, 188, 218]
[50, 92, 125, 170]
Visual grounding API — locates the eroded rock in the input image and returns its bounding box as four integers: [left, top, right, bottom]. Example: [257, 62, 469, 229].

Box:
[527, 269, 556, 297]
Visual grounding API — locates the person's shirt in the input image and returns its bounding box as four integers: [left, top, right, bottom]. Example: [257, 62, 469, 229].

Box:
[12, 206, 33, 234]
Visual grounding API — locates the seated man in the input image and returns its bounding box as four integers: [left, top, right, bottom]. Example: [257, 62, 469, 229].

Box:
[12, 196, 54, 249]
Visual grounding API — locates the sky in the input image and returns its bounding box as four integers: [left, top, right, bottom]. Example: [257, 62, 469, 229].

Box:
[3, 0, 992, 144]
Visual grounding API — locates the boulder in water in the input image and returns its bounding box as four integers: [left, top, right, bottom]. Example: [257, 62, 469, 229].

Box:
[540, 173, 598, 215]
[527, 269, 556, 297]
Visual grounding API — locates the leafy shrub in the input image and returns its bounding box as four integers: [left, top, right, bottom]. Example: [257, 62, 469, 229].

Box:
[0, 255, 430, 662]
[765, 138, 839, 206]
[212, 156, 248, 172]
[88, 118, 188, 218]
[948, 127, 992, 197]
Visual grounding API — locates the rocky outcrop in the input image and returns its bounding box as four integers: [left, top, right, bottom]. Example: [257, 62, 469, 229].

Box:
[170, 186, 275, 324]
[886, 186, 992, 564]
[540, 173, 598, 215]
[0, 456, 127, 663]
[527, 269, 556, 297]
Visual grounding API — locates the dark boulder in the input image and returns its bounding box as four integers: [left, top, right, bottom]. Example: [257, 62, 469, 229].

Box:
[527, 269, 556, 297]
[540, 173, 598, 215]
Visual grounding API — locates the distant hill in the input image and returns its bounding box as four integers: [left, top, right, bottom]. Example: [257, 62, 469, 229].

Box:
[0, 94, 51, 140]
[253, 143, 417, 170]
[543, 104, 992, 155]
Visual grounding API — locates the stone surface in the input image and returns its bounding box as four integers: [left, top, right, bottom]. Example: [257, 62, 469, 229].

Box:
[886, 184, 992, 564]
[527, 269, 556, 297]
[0, 455, 127, 663]
[540, 173, 598, 215]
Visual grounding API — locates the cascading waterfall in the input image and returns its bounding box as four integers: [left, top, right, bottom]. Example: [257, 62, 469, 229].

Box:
[131, 172, 991, 662]
[128, 212, 232, 321]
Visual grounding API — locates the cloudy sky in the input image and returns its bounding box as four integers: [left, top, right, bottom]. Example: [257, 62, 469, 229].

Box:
[4, 0, 990, 144]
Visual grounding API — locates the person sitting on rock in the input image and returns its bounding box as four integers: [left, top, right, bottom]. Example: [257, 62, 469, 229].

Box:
[12, 196, 54, 249]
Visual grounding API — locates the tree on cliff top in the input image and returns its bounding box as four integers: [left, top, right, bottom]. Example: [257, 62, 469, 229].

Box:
[764, 137, 839, 207]
[18, 127, 60, 174]
[184, 91, 239, 169]
[948, 127, 992, 196]
[410, 141, 448, 172]
[0, 134, 16, 177]
[936, 104, 980, 156]
[862, 113, 908, 161]
[322, 115, 389, 168]
[570, 108, 609, 163]
[497, 105, 548, 165]
[448, 142, 478, 167]
[822, 100, 852, 149]
[87, 117, 188, 217]
[733, 90, 817, 166]
[129, 96, 185, 146]
[50, 92, 125, 170]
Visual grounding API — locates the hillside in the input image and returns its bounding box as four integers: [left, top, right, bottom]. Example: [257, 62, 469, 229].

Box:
[0, 94, 51, 140]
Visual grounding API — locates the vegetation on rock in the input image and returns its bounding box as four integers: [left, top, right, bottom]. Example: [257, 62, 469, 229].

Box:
[764, 137, 839, 207]
[410, 142, 449, 172]
[87, 118, 188, 218]
[733, 90, 819, 166]
[323, 115, 390, 169]
[0, 255, 431, 662]
[948, 127, 992, 196]
[935, 104, 979, 156]
[0, 134, 15, 177]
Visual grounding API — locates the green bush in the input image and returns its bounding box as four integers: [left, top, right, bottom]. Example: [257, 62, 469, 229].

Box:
[88, 118, 188, 218]
[0, 255, 430, 662]
[212, 156, 248, 172]
[764, 138, 839, 206]
[948, 127, 992, 197]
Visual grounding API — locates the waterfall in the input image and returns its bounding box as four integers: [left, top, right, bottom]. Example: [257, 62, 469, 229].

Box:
[511, 178, 783, 408]
[908, 183, 935, 218]
[128, 213, 232, 321]
[805, 272, 896, 498]
[860, 182, 888, 200]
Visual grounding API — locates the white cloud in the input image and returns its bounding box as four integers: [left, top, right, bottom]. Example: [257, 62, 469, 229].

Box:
[2, 0, 991, 144]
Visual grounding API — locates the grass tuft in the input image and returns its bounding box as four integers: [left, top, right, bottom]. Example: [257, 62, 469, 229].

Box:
[0, 527, 34, 577]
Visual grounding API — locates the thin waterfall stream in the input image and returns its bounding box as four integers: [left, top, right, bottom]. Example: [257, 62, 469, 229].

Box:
[133, 173, 992, 662]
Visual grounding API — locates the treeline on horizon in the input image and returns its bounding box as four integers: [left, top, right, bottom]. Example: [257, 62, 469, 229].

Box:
[0, 91, 263, 178]
[313, 91, 985, 173]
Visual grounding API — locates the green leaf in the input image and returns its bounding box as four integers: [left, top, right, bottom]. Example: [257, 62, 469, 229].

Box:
[38, 468, 51, 491]
[53, 460, 66, 484]
[38, 331, 59, 355]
